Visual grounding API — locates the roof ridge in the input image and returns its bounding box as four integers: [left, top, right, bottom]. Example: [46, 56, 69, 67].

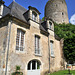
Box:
[9, 1, 27, 11]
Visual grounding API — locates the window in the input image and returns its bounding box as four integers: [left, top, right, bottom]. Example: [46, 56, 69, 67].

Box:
[28, 60, 40, 70]
[49, 22, 52, 29]
[62, 1, 63, 3]
[16, 29, 25, 51]
[68, 61, 75, 65]
[55, 4, 57, 7]
[35, 35, 40, 54]
[32, 11, 37, 21]
[62, 12, 64, 15]
[50, 41, 54, 56]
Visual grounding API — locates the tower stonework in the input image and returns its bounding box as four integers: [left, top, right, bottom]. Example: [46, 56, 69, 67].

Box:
[45, 0, 69, 24]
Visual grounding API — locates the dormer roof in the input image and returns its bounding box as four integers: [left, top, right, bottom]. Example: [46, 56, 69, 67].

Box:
[28, 6, 41, 14]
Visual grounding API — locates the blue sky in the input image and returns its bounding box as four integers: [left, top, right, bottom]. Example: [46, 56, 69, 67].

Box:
[3, 0, 75, 24]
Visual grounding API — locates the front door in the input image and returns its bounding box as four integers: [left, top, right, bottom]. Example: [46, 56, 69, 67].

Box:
[27, 60, 41, 75]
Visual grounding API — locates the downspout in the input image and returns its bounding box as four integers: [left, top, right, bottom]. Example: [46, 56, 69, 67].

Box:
[48, 33, 50, 73]
[5, 19, 12, 75]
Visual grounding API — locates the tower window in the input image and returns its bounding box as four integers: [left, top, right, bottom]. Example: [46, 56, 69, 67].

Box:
[55, 4, 57, 7]
[62, 12, 64, 15]
[62, 1, 63, 3]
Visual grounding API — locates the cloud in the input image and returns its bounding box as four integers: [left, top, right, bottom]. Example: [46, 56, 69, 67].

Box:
[70, 14, 75, 25]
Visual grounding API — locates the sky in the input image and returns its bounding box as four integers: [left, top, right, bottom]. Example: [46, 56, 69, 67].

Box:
[3, 0, 75, 24]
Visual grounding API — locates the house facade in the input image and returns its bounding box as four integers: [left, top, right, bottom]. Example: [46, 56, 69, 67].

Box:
[0, 0, 65, 75]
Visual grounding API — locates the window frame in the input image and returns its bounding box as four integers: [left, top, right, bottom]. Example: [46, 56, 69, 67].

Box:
[35, 35, 41, 55]
[50, 40, 54, 57]
[16, 29, 25, 52]
[27, 60, 41, 70]
[49, 21, 52, 30]
[32, 11, 37, 22]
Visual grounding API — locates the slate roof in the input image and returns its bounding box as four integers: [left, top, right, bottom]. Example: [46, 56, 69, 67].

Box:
[2, 1, 47, 32]
[8, 1, 27, 22]
[1, 1, 61, 39]
[2, 1, 27, 22]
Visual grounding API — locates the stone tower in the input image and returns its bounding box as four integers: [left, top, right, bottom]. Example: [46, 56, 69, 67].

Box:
[45, 0, 69, 24]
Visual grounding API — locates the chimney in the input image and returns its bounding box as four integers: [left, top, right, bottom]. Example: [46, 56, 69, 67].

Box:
[0, 0, 5, 18]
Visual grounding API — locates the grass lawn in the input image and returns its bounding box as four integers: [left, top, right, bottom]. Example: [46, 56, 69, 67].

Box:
[48, 70, 75, 75]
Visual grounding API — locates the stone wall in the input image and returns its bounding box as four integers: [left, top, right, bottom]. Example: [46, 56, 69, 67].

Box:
[0, 21, 8, 75]
[6, 20, 49, 75]
[0, 19, 65, 75]
[49, 35, 64, 73]
[6, 20, 64, 75]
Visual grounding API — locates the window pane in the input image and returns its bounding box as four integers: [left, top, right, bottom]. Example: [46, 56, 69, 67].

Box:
[16, 29, 25, 51]
[16, 30, 20, 50]
[20, 31, 24, 47]
[32, 12, 37, 21]
[37, 61, 40, 69]
[35, 36, 40, 54]
[32, 61, 36, 70]
[50, 41, 54, 56]
[28, 61, 31, 70]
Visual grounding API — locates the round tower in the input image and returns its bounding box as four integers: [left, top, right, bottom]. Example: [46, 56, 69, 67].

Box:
[45, 0, 69, 24]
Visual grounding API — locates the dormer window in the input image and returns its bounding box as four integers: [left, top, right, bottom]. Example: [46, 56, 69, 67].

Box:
[32, 11, 37, 21]
[49, 22, 52, 29]
[28, 6, 41, 23]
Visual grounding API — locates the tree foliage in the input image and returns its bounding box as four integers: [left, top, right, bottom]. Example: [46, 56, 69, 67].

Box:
[42, 17, 44, 21]
[54, 23, 75, 61]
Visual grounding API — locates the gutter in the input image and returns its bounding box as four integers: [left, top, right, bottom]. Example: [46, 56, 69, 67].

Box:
[0, 14, 30, 27]
[5, 19, 12, 75]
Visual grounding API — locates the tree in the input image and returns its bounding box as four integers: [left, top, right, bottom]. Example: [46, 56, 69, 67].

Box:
[54, 23, 75, 62]
[42, 17, 44, 21]
[64, 35, 75, 61]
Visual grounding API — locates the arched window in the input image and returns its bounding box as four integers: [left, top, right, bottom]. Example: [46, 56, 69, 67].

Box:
[28, 60, 41, 70]
[32, 11, 37, 21]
